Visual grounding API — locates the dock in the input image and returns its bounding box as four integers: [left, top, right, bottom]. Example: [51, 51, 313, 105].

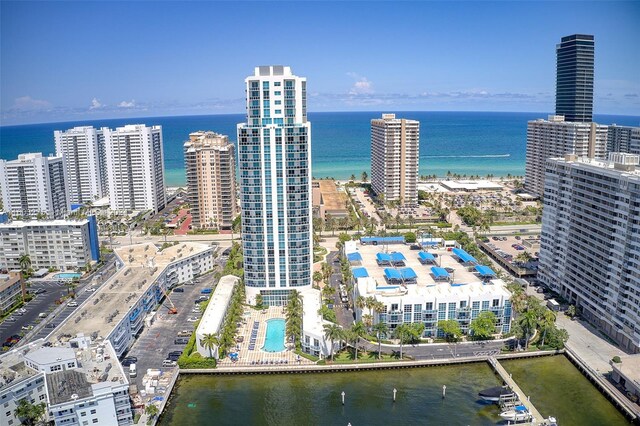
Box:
[488, 356, 545, 424]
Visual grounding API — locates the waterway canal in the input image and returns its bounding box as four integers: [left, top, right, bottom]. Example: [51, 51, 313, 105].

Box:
[160, 356, 631, 425]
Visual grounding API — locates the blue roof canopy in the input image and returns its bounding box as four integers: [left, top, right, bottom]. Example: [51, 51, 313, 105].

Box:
[475, 265, 496, 276]
[418, 251, 435, 262]
[352, 267, 369, 279]
[384, 268, 417, 280]
[347, 252, 363, 262]
[430, 266, 450, 279]
[361, 236, 405, 244]
[452, 247, 477, 264]
[399, 267, 417, 280]
[384, 268, 401, 280]
[376, 252, 406, 263]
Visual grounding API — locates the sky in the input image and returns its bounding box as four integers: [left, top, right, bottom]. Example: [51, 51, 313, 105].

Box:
[1, 1, 639, 125]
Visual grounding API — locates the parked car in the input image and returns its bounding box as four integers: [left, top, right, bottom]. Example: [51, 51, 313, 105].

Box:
[22, 325, 33, 330]
[121, 357, 137, 367]
[67, 301, 78, 307]
[45, 323, 56, 328]
[536, 287, 545, 293]
[162, 360, 177, 367]
[34, 288, 46, 294]
[174, 337, 190, 345]
[177, 330, 193, 337]
[173, 287, 184, 293]
[186, 317, 199, 322]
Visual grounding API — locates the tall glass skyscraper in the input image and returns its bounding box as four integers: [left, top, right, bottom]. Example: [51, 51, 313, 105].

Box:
[237, 66, 312, 306]
[555, 34, 594, 123]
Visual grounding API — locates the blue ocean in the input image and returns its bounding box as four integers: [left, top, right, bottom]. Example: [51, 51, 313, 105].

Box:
[1, 111, 639, 186]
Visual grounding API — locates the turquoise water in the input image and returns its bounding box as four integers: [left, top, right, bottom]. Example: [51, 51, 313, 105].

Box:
[54, 272, 82, 280]
[2, 112, 639, 186]
[262, 318, 286, 352]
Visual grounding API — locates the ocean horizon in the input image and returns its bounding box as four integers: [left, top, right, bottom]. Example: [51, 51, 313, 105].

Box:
[2, 111, 639, 187]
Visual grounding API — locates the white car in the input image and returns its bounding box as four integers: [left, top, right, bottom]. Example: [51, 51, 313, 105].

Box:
[186, 317, 199, 322]
[85, 287, 96, 293]
[67, 301, 78, 307]
[18, 308, 27, 313]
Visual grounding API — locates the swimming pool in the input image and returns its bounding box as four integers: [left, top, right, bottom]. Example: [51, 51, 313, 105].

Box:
[262, 318, 286, 352]
[54, 272, 82, 280]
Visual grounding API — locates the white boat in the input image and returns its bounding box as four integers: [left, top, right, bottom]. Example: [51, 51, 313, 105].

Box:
[499, 405, 531, 421]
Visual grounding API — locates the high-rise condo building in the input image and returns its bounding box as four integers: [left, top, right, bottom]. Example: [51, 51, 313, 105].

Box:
[538, 152, 640, 353]
[555, 34, 595, 123]
[184, 131, 238, 230]
[237, 65, 312, 305]
[54, 126, 108, 204]
[103, 124, 166, 213]
[370, 113, 420, 206]
[607, 125, 640, 155]
[0, 153, 69, 219]
[524, 115, 607, 197]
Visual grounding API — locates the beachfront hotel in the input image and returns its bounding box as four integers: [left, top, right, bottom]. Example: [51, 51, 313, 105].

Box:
[524, 115, 607, 197]
[103, 124, 166, 213]
[237, 65, 313, 306]
[370, 114, 420, 207]
[54, 126, 109, 204]
[538, 153, 640, 353]
[555, 34, 595, 123]
[184, 131, 238, 230]
[347, 239, 512, 337]
[0, 153, 69, 219]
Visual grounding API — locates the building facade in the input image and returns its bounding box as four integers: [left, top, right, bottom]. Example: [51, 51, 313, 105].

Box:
[370, 114, 420, 206]
[0, 218, 99, 271]
[555, 34, 595, 123]
[0, 153, 69, 219]
[54, 126, 108, 204]
[237, 65, 313, 305]
[0, 272, 24, 314]
[607, 125, 640, 155]
[103, 125, 166, 213]
[184, 131, 238, 230]
[538, 153, 640, 353]
[524, 115, 607, 197]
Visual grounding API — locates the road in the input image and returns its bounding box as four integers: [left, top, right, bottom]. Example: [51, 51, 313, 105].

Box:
[325, 251, 355, 328]
[360, 338, 506, 359]
[1, 255, 118, 345]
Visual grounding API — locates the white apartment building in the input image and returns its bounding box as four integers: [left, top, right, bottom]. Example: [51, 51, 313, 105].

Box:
[371, 114, 420, 207]
[0, 219, 96, 271]
[0, 153, 69, 219]
[538, 153, 640, 353]
[0, 338, 132, 426]
[184, 131, 238, 230]
[103, 125, 166, 213]
[0, 272, 24, 314]
[607, 124, 640, 155]
[238, 66, 313, 306]
[524, 115, 607, 197]
[195, 275, 239, 359]
[54, 126, 108, 204]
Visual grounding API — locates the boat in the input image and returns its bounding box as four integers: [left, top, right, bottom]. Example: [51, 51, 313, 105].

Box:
[478, 385, 515, 402]
[499, 405, 531, 422]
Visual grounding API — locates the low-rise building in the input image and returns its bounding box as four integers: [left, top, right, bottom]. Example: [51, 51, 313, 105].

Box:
[195, 275, 239, 359]
[0, 272, 24, 314]
[0, 337, 132, 426]
[300, 287, 338, 358]
[52, 242, 214, 358]
[347, 241, 512, 337]
[0, 216, 99, 271]
[312, 180, 349, 219]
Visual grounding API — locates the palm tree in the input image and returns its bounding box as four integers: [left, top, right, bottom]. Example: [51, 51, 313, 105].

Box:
[321, 262, 333, 285]
[145, 404, 159, 420]
[539, 310, 556, 347]
[372, 322, 389, 360]
[13, 399, 46, 426]
[393, 324, 409, 359]
[361, 171, 368, 183]
[286, 290, 303, 348]
[350, 173, 356, 182]
[19, 253, 31, 274]
[350, 321, 366, 361]
[200, 333, 220, 359]
[323, 323, 343, 361]
[519, 310, 538, 349]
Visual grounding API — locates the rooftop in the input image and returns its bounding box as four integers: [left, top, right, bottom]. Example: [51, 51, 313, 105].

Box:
[52, 242, 212, 340]
[0, 218, 89, 229]
[196, 275, 239, 337]
[300, 287, 330, 337]
[350, 242, 511, 301]
[0, 272, 21, 292]
[313, 180, 348, 213]
[612, 354, 640, 390]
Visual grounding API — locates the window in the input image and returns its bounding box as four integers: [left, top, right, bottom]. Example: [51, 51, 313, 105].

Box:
[81, 412, 87, 417]
[90, 409, 96, 415]
[492, 299, 499, 307]
[92, 419, 98, 424]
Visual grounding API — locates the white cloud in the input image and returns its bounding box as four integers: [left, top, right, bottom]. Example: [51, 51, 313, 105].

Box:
[11, 96, 51, 111]
[347, 72, 374, 95]
[118, 99, 136, 108]
[89, 98, 103, 110]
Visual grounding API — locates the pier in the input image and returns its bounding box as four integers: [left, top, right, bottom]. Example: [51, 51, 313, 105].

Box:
[488, 356, 545, 424]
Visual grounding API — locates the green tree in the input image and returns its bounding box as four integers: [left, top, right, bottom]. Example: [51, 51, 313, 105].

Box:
[350, 321, 366, 360]
[518, 310, 538, 349]
[539, 310, 557, 347]
[393, 324, 410, 359]
[313, 271, 323, 288]
[285, 290, 303, 349]
[372, 322, 389, 359]
[565, 305, 577, 318]
[323, 323, 343, 361]
[19, 253, 32, 274]
[404, 232, 417, 243]
[145, 403, 159, 420]
[200, 333, 220, 359]
[469, 311, 497, 340]
[13, 399, 46, 426]
[438, 319, 462, 342]
[255, 293, 264, 309]
[361, 171, 368, 183]
[350, 173, 356, 182]
[545, 327, 569, 349]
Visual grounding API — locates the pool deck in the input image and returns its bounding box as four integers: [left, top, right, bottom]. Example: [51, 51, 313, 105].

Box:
[216, 306, 314, 367]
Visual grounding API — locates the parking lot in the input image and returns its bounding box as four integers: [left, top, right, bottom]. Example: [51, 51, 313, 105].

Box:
[125, 271, 218, 388]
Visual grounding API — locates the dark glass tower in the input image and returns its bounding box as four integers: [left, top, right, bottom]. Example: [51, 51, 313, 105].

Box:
[555, 34, 594, 122]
